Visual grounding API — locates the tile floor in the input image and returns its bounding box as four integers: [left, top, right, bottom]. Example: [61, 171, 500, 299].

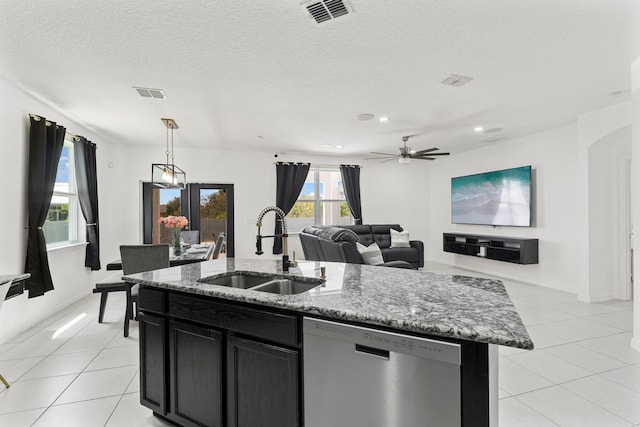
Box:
[0, 263, 637, 426]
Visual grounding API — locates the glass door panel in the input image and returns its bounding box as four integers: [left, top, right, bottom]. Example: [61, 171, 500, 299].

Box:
[188, 183, 234, 258]
[198, 189, 226, 246]
[143, 184, 187, 244]
[143, 183, 234, 257]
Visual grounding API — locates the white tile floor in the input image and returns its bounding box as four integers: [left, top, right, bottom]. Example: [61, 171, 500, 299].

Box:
[0, 263, 637, 426]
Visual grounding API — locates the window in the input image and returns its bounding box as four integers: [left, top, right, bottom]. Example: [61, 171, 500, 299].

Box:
[287, 167, 352, 232]
[43, 138, 81, 247]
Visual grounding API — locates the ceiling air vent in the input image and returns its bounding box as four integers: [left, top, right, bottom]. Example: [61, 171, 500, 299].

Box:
[303, 0, 351, 24]
[133, 87, 166, 99]
[441, 74, 474, 87]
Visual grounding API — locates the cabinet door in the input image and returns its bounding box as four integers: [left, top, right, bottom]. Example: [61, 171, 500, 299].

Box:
[227, 336, 299, 427]
[139, 312, 167, 415]
[169, 320, 223, 427]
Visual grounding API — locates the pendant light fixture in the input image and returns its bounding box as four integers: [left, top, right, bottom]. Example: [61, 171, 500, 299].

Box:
[151, 118, 186, 189]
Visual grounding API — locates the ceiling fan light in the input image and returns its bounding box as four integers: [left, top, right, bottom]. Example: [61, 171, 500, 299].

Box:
[399, 156, 410, 164]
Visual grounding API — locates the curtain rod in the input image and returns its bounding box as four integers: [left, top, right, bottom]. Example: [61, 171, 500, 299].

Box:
[29, 113, 84, 142]
[272, 162, 363, 169]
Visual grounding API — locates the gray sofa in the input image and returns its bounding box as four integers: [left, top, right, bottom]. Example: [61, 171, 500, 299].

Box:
[299, 224, 424, 269]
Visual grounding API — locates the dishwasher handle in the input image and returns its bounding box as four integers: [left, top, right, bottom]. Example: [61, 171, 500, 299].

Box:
[355, 344, 390, 360]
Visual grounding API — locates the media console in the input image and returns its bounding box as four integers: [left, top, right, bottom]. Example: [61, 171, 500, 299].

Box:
[443, 233, 539, 265]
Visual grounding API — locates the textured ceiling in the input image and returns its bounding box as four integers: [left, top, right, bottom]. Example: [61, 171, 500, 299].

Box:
[0, 0, 636, 158]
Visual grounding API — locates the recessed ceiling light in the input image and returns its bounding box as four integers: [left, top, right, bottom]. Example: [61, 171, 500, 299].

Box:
[378, 117, 390, 122]
[474, 126, 485, 132]
[356, 113, 375, 121]
[336, 145, 344, 149]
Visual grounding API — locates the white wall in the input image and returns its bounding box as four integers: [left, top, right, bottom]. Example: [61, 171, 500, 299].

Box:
[427, 124, 585, 293]
[102, 146, 430, 263]
[632, 56, 640, 352]
[0, 79, 117, 344]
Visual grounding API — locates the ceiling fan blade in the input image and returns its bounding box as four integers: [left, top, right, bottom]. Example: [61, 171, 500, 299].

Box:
[413, 152, 450, 157]
[370, 151, 397, 156]
[379, 158, 397, 163]
[414, 147, 440, 155]
[413, 157, 436, 160]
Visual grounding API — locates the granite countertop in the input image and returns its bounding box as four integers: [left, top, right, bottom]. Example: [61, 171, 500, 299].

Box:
[122, 258, 533, 350]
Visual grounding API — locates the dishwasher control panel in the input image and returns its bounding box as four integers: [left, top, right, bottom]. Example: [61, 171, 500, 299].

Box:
[303, 317, 461, 365]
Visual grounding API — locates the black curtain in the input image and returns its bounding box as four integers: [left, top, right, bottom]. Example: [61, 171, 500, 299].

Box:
[273, 162, 310, 254]
[340, 164, 362, 225]
[74, 137, 101, 270]
[24, 115, 66, 298]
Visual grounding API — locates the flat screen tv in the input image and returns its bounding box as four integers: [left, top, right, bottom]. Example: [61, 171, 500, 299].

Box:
[451, 165, 532, 227]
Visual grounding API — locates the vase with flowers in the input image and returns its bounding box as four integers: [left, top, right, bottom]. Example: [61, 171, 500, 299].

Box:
[159, 215, 189, 255]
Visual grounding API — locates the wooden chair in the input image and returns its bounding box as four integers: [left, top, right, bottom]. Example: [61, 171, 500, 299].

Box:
[120, 244, 169, 337]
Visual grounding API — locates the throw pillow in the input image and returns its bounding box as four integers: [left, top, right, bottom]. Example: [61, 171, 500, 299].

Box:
[390, 228, 411, 248]
[356, 242, 384, 265]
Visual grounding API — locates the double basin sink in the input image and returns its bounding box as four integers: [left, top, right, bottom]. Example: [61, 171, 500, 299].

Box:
[197, 272, 324, 295]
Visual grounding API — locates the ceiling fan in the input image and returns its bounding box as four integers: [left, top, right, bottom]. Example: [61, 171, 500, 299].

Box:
[366, 135, 450, 164]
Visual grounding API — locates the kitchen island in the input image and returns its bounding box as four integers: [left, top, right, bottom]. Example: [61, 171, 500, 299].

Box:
[123, 258, 532, 427]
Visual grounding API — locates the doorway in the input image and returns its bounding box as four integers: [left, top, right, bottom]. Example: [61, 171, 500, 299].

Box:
[586, 126, 631, 302]
[142, 182, 234, 257]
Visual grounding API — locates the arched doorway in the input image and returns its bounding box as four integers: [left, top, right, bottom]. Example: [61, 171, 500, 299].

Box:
[587, 125, 632, 301]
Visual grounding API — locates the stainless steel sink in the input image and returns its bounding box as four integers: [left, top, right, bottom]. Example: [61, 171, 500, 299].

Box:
[251, 278, 323, 295]
[198, 272, 323, 294]
[197, 272, 272, 289]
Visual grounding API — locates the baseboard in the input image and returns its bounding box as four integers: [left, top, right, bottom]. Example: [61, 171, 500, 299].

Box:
[576, 293, 619, 303]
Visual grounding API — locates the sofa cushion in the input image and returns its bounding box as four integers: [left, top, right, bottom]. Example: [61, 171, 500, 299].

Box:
[331, 228, 360, 245]
[356, 242, 384, 265]
[371, 224, 403, 249]
[381, 247, 419, 264]
[340, 225, 374, 246]
[390, 228, 411, 248]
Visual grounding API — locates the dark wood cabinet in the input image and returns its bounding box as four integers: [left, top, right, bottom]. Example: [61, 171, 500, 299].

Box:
[227, 335, 299, 427]
[169, 320, 223, 427]
[139, 312, 167, 415]
[138, 287, 301, 427]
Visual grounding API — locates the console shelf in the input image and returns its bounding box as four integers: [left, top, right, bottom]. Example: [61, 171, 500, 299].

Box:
[443, 233, 539, 265]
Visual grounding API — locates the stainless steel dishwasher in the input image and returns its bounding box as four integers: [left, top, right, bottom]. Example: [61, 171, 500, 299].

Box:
[303, 317, 462, 427]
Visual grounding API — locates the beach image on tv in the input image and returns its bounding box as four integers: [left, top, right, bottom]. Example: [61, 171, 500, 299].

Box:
[451, 166, 531, 226]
